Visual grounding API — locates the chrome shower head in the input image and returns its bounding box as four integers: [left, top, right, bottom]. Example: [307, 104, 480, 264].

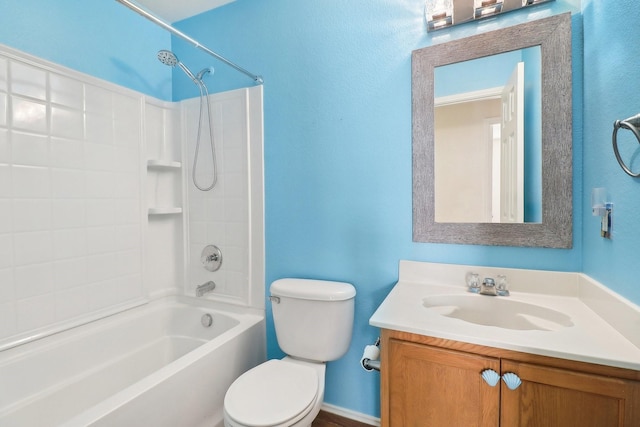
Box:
[157, 50, 178, 67]
[157, 49, 199, 84]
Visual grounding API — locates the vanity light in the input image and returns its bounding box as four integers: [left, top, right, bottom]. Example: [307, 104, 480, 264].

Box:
[474, 0, 503, 19]
[425, 0, 453, 31]
[426, 0, 555, 32]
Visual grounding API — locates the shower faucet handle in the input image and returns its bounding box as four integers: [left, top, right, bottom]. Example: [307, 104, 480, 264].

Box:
[201, 245, 222, 272]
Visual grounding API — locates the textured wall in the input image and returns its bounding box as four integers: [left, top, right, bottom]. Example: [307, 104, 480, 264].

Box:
[582, 0, 640, 303]
[0, 0, 171, 100]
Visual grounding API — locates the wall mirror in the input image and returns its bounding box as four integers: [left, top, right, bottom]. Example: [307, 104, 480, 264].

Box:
[412, 12, 572, 248]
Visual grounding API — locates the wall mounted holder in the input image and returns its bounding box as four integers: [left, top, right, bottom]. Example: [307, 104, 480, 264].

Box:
[592, 188, 612, 239]
[612, 113, 640, 177]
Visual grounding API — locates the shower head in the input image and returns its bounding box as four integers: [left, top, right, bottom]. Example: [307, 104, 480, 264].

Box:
[157, 49, 199, 84]
[157, 49, 178, 66]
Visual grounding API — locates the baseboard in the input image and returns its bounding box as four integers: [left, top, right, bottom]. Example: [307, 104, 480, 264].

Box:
[321, 403, 381, 426]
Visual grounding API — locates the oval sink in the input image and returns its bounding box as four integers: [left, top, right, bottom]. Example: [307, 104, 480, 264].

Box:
[422, 294, 574, 331]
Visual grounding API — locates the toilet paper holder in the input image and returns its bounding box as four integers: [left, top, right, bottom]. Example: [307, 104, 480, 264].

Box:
[361, 337, 381, 372]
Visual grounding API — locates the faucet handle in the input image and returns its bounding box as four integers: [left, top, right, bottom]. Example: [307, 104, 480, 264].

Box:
[496, 275, 510, 296]
[467, 272, 481, 293]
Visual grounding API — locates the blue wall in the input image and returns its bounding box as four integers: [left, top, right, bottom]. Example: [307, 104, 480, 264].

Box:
[582, 0, 640, 304]
[174, 0, 583, 417]
[434, 49, 523, 97]
[9, 0, 640, 421]
[0, 0, 172, 100]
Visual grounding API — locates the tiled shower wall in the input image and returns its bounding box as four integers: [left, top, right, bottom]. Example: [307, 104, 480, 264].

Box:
[184, 90, 254, 304]
[0, 47, 145, 347]
[146, 87, 263, 307]
[0, 45, 264, 347]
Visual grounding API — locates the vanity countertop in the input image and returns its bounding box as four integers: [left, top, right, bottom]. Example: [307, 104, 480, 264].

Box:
[370, 261, 640, 371]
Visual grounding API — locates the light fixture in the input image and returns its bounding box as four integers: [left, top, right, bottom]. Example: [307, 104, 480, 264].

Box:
[426, 0, 554, 32]
[474, 0, 503, 19]
[425, 0, 453, 31]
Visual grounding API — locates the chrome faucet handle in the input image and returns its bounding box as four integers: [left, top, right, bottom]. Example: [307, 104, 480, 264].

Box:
[496, 275, 510, 296]
[467, 272, 481, 293]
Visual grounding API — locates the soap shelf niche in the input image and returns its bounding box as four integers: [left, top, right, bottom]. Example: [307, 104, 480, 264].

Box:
[147, 159, 182, 169]
[147, 158, 183, 216]
[148, 207, 183, 215]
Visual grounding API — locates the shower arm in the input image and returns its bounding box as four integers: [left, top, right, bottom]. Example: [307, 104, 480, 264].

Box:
[115, 0, 263, 84]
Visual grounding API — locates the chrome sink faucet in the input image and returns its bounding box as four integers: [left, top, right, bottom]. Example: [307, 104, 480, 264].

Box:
[467, 273, 509, 296]
[480, 278, 497, 296]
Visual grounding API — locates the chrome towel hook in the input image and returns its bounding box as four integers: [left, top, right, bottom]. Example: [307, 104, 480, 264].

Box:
[612, 113, 640, 177]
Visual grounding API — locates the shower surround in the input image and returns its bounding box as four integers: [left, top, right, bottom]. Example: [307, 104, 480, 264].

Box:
[0, 42, 265, 349]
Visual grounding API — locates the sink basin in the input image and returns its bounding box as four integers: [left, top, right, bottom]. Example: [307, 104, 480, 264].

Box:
[422, 294, 574, 331]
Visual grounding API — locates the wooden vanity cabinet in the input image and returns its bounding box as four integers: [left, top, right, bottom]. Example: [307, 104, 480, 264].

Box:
[380, 329, 640, 427]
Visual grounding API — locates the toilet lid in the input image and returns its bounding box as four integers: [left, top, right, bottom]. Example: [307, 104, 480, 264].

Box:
[225, 359, 318, 427]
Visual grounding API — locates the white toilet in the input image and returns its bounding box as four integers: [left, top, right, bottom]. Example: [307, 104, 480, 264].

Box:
[223, 278, 356, 427]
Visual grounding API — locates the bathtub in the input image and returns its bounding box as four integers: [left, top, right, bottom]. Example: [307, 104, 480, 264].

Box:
[0, 296, 266, 427]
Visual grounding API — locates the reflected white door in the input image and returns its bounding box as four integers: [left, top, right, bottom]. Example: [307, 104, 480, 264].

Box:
[499, 62, 525, 223]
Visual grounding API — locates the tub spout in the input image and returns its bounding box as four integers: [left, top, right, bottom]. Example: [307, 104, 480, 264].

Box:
[196, 281, 216, 297]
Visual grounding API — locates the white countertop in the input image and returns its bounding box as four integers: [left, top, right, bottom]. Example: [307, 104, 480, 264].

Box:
[370, 261, 640, 371]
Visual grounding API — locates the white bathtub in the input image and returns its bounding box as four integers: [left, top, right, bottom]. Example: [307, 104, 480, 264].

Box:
[0, 296, 266, 427]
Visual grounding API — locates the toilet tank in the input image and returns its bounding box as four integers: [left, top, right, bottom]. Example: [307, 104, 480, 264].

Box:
[270, 278, 356, 362]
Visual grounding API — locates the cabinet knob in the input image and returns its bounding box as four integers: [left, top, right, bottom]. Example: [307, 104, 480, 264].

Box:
[481, 369, 500, 387]
[502, 372, 522, 390]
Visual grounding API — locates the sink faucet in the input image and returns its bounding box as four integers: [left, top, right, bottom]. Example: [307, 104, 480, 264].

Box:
[480, 278, 497, 296]
[196, 280, 216, 297]
[478, 276, 510, 297]
[467, 273, 509, 296]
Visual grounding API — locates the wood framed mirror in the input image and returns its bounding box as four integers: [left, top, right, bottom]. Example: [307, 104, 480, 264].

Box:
[412, 12, 572, 248]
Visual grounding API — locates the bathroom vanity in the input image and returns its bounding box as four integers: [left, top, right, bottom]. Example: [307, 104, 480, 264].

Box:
[380, 330, 640, 426]
[371, 261, 640, 426]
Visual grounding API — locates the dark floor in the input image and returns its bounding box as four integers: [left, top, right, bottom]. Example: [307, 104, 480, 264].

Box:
[312, 410, 375, 427]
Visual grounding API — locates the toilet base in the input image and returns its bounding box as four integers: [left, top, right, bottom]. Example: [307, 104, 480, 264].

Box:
[223, 357, 326, 427]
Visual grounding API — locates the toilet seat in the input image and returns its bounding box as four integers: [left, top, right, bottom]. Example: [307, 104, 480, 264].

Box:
[224, 359, 319, 427]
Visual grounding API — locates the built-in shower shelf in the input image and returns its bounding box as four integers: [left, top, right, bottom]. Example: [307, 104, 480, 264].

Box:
[147, 159, 182, 169]
[148, 207, 183, 215]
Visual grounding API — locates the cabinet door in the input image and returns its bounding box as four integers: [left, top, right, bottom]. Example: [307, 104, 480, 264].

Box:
[501, 359, 640, 427]
[386, 339, 500, 427]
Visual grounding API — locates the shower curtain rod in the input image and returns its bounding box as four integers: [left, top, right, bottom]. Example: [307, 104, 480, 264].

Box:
[115, 0, 263, 84]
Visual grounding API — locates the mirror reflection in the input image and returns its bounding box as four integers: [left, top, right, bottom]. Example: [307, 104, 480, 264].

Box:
[434, 47, 541, 223]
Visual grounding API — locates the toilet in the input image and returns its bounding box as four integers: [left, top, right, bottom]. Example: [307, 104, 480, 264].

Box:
[223, 278, 356, 427]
